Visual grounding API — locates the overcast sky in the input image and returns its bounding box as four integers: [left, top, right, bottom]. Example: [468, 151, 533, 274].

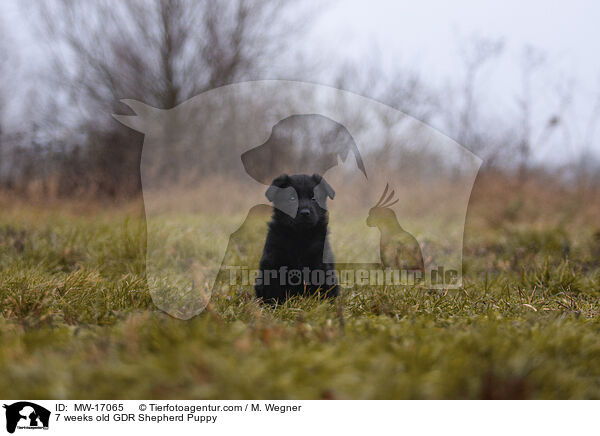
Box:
[308, 0, 600, 164]
[2, 0, 599, 164]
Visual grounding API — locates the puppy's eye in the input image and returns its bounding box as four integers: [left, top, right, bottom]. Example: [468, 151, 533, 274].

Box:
[311, 196, 317, 201]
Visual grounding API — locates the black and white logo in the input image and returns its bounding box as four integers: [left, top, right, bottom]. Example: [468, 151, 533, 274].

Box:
[3, 402, 50, 434]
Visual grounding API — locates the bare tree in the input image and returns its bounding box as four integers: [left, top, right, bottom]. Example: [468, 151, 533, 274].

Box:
[0, 19, 12, 186]
[25, 0, 313, 196]
[455, 36, 504, 148]
[34, 0, 309, 113]
[431, 35, 508, 169]
[515, 45, 545, 178]
[0, 19, 7, 144]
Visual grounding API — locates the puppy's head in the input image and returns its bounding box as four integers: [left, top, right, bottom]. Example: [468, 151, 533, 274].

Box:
[265, 174, 335, 229]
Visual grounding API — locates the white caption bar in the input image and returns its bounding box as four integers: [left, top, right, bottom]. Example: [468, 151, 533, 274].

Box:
[0, 400, 594, 436]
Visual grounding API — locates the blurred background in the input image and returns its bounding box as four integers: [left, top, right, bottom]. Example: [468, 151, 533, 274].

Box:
[1, 0, 600, 400]
[0, 0, 599, 200]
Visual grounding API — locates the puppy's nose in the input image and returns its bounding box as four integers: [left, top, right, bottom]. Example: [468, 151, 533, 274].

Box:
[299, 208, 311, 217]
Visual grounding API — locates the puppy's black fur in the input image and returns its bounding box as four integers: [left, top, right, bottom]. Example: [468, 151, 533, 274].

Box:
[256, 174, 338, 303]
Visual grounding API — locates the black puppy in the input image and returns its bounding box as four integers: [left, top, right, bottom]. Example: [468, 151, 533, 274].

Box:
[255, 174, 338, 303]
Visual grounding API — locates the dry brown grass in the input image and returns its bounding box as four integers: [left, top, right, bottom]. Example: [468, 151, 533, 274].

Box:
[2, 169, 598, 233]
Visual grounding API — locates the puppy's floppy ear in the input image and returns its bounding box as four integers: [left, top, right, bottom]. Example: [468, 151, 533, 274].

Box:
[312, 173, 335, 199]
[265, 174, 290, 201]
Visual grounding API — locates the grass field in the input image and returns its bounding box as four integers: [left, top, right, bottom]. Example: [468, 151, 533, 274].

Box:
[1, 180, 599, 399]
